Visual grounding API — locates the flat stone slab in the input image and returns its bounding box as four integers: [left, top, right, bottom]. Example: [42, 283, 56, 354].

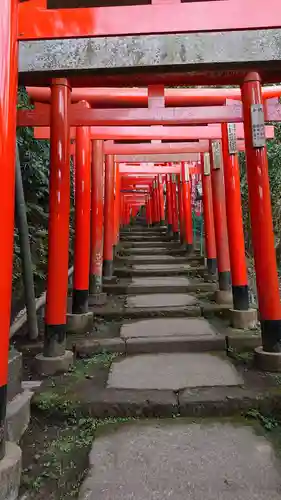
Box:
[127, 254, 175, 261]
[107, 353, 243, 390]
[132, 264, 191, 271]
[130, 277, 191, 286]
[121, 318, 217, 339]
[127, 293, 197, 308]
[79, 420, 281, 500]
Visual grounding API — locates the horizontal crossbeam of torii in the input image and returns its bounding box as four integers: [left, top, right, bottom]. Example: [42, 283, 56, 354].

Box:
[19, 0, 281, 39]
[33, 124, 275, 141]
[24, 86, 281, 107]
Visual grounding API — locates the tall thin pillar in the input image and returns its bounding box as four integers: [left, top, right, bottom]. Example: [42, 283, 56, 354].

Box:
[201, 153, 217, 276]
[39, 78, 73, 373]
[158, 174, 165, 225]
[0, 0, 18, 460]
[72, 108, 91, 314]
[171, 174, 179, 239]
[242, 72, 281, 356]
[166, 174, 173, 236]
[177, 174, 185, 245]
[114, 163, 121, 249]
[221, 123, 250, 311]
[103, 155, 115, 280]
[90, 140, 105, 296]
[181, 162, 193, 252]
[210, 140, 232, 303]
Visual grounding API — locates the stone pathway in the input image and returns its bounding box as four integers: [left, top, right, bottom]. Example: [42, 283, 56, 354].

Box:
[79, 224, 273, 500]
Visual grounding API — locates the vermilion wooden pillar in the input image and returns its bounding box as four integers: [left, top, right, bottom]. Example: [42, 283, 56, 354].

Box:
[166, 174, 173, 235]
[90, 140, 104, 295]
[201, 153, 217, 276]
[181, 162, 193, 252]
[72, 109, 91, 314]
[242, 73, 281, 352]
[158, 174, 165, 225]
[0, 0, 18, 460]
[114, 163, 120, 249]
[210, 140, 231, 295]
[45, 78, 71, 357]
[177, 174, 185, 244]
[103, 155, 115, 279]
[171, 174, 179, 239]
[152, 179, 159, 225]
[221, 122, 249, 310]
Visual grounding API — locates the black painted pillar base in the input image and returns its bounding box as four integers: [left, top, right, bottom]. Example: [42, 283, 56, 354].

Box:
[261, 319, 281, 353]
[207, 258, 217, 276]
[72, 289, 88, 314]
[173, 231, 179, 241]
[89, 274, 103, 295]
[0, 384, 7, 460]
[219, 270, 231, 291]
[232, 285, 249, 311]
[44, 324, 66, 358]
[103, 260, 113, 279]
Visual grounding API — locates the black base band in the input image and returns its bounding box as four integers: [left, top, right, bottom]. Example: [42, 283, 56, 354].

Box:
[89, 274, 102, 295]
[173, 231, 179, 241]
[207, 258, 217, 275]
[232, 285, 249, 311]
[103, 260, 113, 279]
[72, 289, 89, 314]
[219, 270, 231, 291]
[261, 319, 281, 352]
[44, 324, 66, 357]
[0, 384, 7, 460]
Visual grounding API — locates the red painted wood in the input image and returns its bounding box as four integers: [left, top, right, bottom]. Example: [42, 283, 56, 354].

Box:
[19, 0, 281, 40]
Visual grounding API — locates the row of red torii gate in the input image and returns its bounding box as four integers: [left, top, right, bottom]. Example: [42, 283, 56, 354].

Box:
[2, 0, 281, 469]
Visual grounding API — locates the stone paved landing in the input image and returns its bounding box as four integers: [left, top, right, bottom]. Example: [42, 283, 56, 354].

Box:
[127, 294, 197, 308]
[130, 277, 190, 286]
[107, 353, 242, 390]
[121, 318, 217, 339]
[132, 264, 190, 271]
[79, 421, 281, 500]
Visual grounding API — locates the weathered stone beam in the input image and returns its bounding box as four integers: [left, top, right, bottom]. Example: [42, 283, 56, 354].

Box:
[19, 29, 281, 87]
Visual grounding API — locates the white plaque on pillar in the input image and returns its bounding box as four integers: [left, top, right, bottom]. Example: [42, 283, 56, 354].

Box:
[251, 104, 266, 148]
[227, 123, 237, 154]
[204, 153, 211, 175]
[211, 141, 221, 170]
[184, 163, 190, 181]
[172, 173, 176, 183]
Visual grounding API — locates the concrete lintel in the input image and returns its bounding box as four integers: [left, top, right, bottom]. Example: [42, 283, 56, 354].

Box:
[19, 29, 281, 85]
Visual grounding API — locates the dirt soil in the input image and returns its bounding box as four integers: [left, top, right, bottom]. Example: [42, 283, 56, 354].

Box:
[19, 352, 126, 499]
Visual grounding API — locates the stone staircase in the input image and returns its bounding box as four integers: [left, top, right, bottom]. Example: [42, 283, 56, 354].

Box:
[75, 225, 281, 500]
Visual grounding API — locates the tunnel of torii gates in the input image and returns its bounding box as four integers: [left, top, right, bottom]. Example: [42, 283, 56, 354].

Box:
[2, 0, 281, 463]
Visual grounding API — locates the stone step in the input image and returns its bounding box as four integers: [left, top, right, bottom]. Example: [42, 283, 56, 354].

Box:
[115, 264, 206, 278]
[116, 255, 203, 265]
[90, 303, 202, 320]
[121, 247, 195, 255]
[121, 241, 181, 248]
[121, 235, 172, 242]
[78, 418, 281, 500]
[103, 278, 216, 295]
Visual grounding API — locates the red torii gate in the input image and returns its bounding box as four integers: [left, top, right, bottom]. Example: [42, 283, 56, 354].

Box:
[2, 1, 281, 479]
